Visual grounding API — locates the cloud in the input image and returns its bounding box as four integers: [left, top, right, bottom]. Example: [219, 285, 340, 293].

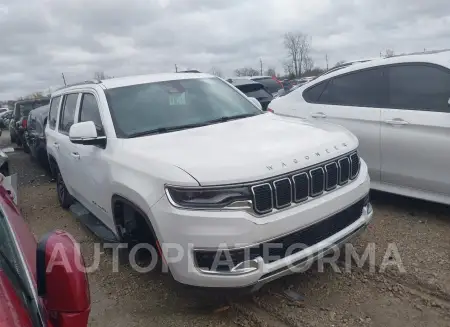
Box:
[0, 0, 449, 99]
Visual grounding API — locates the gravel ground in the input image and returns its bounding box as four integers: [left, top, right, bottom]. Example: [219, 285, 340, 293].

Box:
[2, 130, 450, 327]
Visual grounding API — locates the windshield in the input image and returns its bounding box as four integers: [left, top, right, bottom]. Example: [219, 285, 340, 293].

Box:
[105, 77, 262, 138]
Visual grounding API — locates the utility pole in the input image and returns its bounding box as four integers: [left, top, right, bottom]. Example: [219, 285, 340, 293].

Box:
[174, 64, 178, 72]
[325, 54, 329, 70]
[260, 58, 263, 76]
[61, 73, 67, 86]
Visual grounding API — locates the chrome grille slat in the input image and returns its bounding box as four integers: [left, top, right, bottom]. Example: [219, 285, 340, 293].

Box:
[292, 172, 309, 203]
[273, 178, 292, 209]
[310, 167, 325, 197]
[325, 162, 338, 191]
[338, 157, 350, 185]
[251, 151, 360, 215]
[251, 183, 273, 214]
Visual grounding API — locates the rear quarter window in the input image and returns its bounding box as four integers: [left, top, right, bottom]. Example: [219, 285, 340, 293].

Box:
[303, 81, 328, 102]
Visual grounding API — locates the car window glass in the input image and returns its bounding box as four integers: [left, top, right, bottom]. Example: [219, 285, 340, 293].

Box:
[79, 94, 105, 136]
[319, 68, 387, 107]
[59, 94, 78, 133]
[303, 81, 328, 102]
[388, 65, 450, 112]
[0, 211, 42, 326]
[236, 84, 272, 99]
[49, 96, 61, 129]
[254, 78, 282, 94]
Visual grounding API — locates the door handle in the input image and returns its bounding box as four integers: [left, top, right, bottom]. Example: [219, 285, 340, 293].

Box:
[311, 112, 327, 118]
[384, 118, 409, 126]
[71, 152, 80, 160]
[53, 142, 60, 150]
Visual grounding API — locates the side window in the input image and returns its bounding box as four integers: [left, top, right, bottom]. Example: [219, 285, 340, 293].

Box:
[319, 68, 387, 107]
[79, 93, 105, 136]
[303, 81, 328, 103]
[49, 96, 61, 129]
[59, 94, 78, 134]
[388, 65, 450, 112]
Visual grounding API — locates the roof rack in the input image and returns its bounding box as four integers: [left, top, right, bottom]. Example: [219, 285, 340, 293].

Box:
[53, 79, 102, 92]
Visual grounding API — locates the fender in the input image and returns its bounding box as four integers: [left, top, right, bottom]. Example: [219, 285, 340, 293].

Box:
[110, 185, 164, 242]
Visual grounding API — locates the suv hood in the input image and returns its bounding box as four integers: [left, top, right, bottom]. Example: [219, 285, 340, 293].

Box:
[122, 114, 358, 186]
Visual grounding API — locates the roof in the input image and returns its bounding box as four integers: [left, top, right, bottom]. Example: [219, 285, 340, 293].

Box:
[226, 78, 261, 87]
[312, 51, 450, 84]
[52, 73, 215, 96]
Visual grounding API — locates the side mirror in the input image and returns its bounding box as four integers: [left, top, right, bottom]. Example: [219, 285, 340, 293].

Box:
[37, 231, 90, 327]
[69, 121, 106, 146]
[248, 97, 263, 111]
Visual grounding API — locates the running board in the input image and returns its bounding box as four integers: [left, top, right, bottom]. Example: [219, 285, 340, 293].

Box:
[69, 202, 120, 243]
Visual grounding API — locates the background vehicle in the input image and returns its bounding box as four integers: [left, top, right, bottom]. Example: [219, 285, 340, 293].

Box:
[236, 76, 284, 97]
[9, 98, 50, 146]
[0, 172, 90, 327]
[25, 104, 50, 170]
[0, 107, 8, 114]
[46, 73, 372, 290]
[270, 50, 450, 205]
[0, 110, 13, 129]
[227, 78, 273, 110]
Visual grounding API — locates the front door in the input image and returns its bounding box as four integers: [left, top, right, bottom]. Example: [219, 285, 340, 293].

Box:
[305, 67, 386, 182]
[69, 92, 113, 231]
[380, 63, 450, 196]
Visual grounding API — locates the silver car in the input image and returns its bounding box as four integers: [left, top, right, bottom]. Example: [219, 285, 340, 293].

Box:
[270, 50, 450, 205]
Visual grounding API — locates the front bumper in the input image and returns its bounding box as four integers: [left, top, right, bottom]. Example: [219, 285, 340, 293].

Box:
[150, 160, 372, 288]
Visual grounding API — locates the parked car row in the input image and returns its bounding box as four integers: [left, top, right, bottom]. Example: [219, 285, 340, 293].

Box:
[270, 50, 450, 205]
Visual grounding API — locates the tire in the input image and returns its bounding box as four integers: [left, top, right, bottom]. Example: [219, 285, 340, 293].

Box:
[23, 140, 30, 154]
[10, 134, 15, 143]
[56, 171, 73, 209]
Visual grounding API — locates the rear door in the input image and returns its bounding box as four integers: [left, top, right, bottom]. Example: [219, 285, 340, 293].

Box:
[303, 68, 386, 182]
[380, 63, 450, 196]
[46, 96, 63, 173]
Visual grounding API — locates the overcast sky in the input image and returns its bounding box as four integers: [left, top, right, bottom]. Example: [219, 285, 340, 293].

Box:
[0, 0, 449, 100]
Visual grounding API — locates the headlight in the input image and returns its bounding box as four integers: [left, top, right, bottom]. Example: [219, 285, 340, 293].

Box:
[166, 186, 252, 209]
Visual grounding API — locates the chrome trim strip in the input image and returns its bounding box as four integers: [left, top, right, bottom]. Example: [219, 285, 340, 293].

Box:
[251, 183, 273, 214]
[325, 162, 338, 191]
[338, 157, 350, 185]
[309, 167, 325, 197]
[1, 207, 47, 326]
[273, 178, 292, 209]
[292, 172, 309, 203]
[350, 153, 360, 180]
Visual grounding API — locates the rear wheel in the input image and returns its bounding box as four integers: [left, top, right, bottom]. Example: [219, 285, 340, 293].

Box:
[56, 170, 73, 209]
[23, 139, 30, 154]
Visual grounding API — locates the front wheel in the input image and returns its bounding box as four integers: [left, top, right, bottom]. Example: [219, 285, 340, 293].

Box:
[56, 171, 73, 209]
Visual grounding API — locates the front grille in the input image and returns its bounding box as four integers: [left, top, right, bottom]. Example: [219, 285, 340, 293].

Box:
[252, 151, 360, 215]
[194, 195, 368, 271]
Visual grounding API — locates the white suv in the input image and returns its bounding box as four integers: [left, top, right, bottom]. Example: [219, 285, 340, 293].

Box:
[46, 73, 372, 289]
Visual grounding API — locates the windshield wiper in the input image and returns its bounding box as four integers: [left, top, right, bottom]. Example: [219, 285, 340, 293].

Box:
[128, 122, 212, 138]
[128, 113, 261, 138]
[203, 113, 260, 125]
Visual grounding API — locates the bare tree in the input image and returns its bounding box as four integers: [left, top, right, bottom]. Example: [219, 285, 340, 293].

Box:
[283, 32, 311, 77]
[209, 67, 223, 78]
[94, 71, 106, 80]
[385, 49, 395, 58]
[234, 67, 259, 77]
[282, 60, 294, 76]
[265, 67, 276, 76]
[303, 55, 314, 73]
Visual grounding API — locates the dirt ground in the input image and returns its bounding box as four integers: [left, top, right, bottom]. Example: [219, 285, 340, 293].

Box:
[2, 131, 449, 327]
